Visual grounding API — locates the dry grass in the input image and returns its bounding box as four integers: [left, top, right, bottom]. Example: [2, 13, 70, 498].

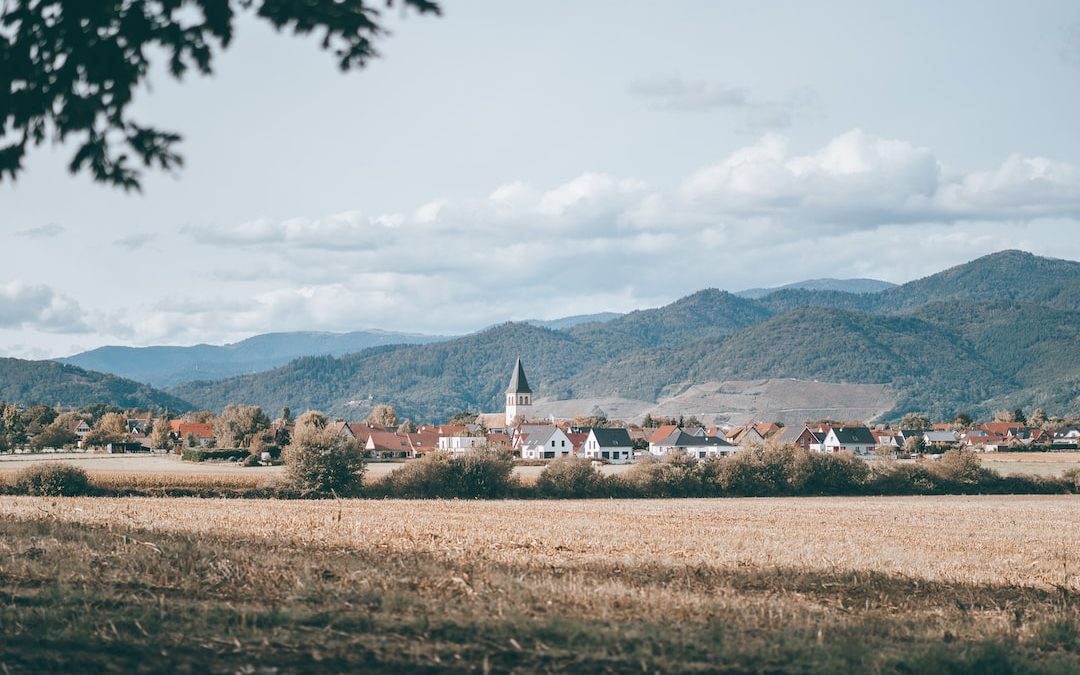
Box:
[2, 495, 1080, 672]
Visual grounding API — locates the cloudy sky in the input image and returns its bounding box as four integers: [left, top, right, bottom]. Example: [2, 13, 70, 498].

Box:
[4, 0, 1080, 358]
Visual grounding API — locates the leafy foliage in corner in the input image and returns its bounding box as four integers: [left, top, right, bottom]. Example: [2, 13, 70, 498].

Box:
[0, 0, 440, 189]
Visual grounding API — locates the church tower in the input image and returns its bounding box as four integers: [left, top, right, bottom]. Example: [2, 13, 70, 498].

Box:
[505, 357, 533, 426]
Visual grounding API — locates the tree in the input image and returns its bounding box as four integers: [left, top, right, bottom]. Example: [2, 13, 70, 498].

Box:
[283, 411, 365, 495]
[85, 412, 130, 446]
[903, 435, 926, 455]
[952, 412, 973, 428]
[279, 407, 293, 425]
[0, 0, 441, 190]
[397, 419, 417, 434]
[993, 409, 1015, 423]
[212, 405, 270, 448]
[30, 417, 78, 449]
[150, 417, 172, 450]
[1030, 408, 1048, 427]
[899, 413, 931, 430]
[368, 404, 397, 428]
[1012, 408, 1028, 425]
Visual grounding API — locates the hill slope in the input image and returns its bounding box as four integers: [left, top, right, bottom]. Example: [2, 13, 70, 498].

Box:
[0, 358, 192, 411]
[736, 278, 896, 299]
[171, 323, 606, 421]
[58, 330, 451, 387]
[158, 250, 1080, 422]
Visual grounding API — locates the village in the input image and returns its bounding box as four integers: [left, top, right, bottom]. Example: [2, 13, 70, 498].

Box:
[3, 358, 1079, 463]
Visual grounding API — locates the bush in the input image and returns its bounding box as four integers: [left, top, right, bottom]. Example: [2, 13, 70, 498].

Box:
[181, 448, 249, 462]
[931, 449, 989, 486]
[536, 457, 607, 498]
[711, 446, 799, 497]
[14, 463, 91, 496]
[282, 424, 365, 496]
[383, 449, 516, 498]
[620, 452, 711, 497]
[790, 450, 870, 495]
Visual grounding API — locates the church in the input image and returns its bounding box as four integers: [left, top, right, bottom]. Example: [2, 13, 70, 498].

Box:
[476, 357, 535, 431]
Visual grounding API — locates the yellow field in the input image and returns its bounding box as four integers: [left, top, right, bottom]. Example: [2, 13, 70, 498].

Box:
[3, 495, 1080, 672]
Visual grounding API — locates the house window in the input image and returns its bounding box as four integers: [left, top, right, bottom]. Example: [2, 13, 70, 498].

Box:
[551, 440, 556, 447]
[561, 440, 565, 447]
[602, 451, 610, 459]
[543, 451, 554, 459]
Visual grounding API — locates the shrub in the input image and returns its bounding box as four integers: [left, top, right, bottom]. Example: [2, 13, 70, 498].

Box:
[383, 449, 516, 498]
[931, 449, 989, 486]
[790, 450, 870, 495]
[712, 446, 799, 497]
[619, 452, 711, 497]
[14, 463, 91, 496]
[181, 448, 250, 462]
[536, 458, 607, 498]
[282, 423, 365, 496]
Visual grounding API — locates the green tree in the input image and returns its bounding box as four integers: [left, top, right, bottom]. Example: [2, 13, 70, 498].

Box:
[0, 0, 441, 189]
[1012, 408, 1028, 425]
[900, 413, 931, 430]
[368, 404, 397, 428]
[283, 411, 365, 495]
[213, 405, 271, 448]
[85, 412, 130, 446]
[150, 417, 172, 450]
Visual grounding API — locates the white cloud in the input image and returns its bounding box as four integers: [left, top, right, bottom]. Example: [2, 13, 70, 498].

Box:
[16, 222, 64, 238]
[628, 75, 814, 130]
[0, 282, 92, 333]
[114, 233, 158, 250]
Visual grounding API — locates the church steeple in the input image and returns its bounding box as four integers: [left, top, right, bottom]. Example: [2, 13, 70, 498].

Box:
[505, 357, 533, 426]
[506, 357, 532, 394]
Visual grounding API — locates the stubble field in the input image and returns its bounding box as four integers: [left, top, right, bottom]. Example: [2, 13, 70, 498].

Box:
[3, 495, 1080, 673]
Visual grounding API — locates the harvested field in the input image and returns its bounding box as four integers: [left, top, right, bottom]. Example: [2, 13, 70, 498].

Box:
[2, 495, 1080, 672]
[981, 451, 1080, 477]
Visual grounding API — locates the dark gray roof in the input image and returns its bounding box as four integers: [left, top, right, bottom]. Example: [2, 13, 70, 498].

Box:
[656, 430, 733, 448]
[506, 357, 532, 394]
[587, 428, 633, 447]
[830, 426, 876, 445]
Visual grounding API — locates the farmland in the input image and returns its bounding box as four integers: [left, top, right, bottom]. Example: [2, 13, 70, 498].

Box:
[3, 495, 1080, 673]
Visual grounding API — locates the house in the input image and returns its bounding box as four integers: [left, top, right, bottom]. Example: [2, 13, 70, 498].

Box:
[169, 421, 214, 447]
[566, 431, 589, 455]
[1054, 426, 1080, 446]
[329, 420, 357, 440]
[437, 435, 488, 453]
[579, 428, 634, 464]
[649, 429, 736, 459]
[67, 419, 92, 439]
[921, 430, 960, 449]
[726, 422, 783, 447]
[785, 426, 829, 451]
[365, 431, 415, 459]
[514, 424, 574, 460]
[820, 426, 876, 455]
[871, 430, 901, 448]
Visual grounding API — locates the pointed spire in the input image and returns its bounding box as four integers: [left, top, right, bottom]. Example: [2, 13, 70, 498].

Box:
[506, 357, 532, 394]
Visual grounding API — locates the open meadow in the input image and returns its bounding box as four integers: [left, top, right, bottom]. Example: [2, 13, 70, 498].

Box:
[3, 495, 1080, 673]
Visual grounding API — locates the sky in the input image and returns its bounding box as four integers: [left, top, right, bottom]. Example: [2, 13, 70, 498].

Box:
[3, 0, 1080, 358]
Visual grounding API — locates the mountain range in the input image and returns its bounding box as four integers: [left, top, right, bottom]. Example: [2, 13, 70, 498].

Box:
[7, 249, 1078, 423]
[166, 250, 1080, 423]
[57, 329, 450, 387]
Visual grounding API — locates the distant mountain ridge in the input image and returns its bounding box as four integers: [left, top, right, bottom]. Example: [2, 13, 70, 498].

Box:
[735, 278, 897, 299]
[58, 329, 452, 387]
[169, 250, 1080, 422]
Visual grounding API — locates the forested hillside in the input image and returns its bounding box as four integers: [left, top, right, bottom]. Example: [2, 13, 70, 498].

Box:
[0, 359, 192, 411]
[138, 250, 1080, 421]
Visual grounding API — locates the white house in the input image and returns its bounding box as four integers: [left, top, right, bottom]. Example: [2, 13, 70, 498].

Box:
[514, 424, 574, 460]
[579, 428, 634, 464]
[820, 427, 876, 455]
[649, 429, 736, 459]
[437, 435, 487, 453]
